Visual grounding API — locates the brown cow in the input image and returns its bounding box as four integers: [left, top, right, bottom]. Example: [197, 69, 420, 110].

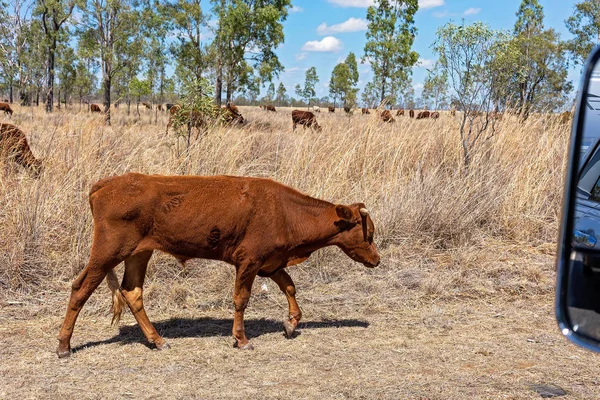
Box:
[396, 109, 404, 116]
[361, 108, 370, 115]
[222, 102, 244, 124]
[416, 110, 430, 119]
[409, 109, 414, 118]
[142, 102, 152, 110]
[559, 111, 572, 124]
[266, 104, 276, 112]
[0, 102, 13, 115]
[380, 110, 395, 123]
[328, 106, 335, 113]
[157, 104, 163, 111]
[292, 110, 321, 131]
[490, 111, 503, 120]
[55, 173, 380, 357]
[344, 106, 352, 114]
[0, 123, 43, 176]
[431, 111, 440, 119]
[90, 104, 101, 113]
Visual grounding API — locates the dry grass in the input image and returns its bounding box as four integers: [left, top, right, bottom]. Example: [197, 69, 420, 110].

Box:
[1, 104, 597, 399]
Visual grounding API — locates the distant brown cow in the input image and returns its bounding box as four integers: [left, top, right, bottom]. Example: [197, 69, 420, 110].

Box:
[344, 106, 351, 114]
[381, 110, 395, 123]
[142, 102, 152, 110]
[490, 111, 503, 120]
[431, 111, 440, 119]
[0, 102, 13, 115]
[560, 111, 572, 124]
[416, 111, 430, 119]
[55, 172, 380, 357]
[90, 104, 101, 113]
[328, 106, 335, 113]
[361, 108, 370, 115]
[266, 104, 276, 112]
[409, 109, 414, 118]
[292, 110, 321, 131]
[166, 103, 175, 111]
[157, 104, 163, 111]
[0, 123, 43, 176]
[396, 109, 404, 116]
[222, 102, 244, 124]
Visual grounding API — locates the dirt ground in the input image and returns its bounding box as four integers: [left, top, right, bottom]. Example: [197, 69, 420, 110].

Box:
[2, 249, 600, 400]
[0, 105, 596, 399]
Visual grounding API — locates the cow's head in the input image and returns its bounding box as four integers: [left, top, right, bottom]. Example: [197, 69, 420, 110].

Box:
[333, 203, 380, 268]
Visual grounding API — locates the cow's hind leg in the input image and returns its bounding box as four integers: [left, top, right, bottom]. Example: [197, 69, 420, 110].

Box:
[57, 256, 119, 358]
[270, 270, 302, 338]
[120, 251, 169, 350]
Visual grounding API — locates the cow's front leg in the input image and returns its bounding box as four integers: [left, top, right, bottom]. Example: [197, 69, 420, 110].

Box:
[270, 269, 302, 337]
[232, 263, 258, 350]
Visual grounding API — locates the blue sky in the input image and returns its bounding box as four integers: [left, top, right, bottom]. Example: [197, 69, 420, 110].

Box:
[273, 0, 583, 100]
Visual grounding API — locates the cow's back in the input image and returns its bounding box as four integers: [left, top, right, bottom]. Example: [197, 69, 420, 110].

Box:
[89, 173, 287, 261]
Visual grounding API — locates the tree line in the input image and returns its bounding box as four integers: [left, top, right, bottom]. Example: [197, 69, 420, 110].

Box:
[0, 0, 598, 124]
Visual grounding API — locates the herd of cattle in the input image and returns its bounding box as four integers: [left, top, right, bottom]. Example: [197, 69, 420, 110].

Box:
[0, 99, 575, 178]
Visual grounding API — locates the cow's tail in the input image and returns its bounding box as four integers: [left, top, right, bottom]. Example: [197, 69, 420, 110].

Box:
[106, 269, 126, 325]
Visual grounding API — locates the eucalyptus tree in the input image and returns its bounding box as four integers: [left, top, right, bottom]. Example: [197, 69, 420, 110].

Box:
[37, 0, 77, 112]
[362, 0, 419, 103]
[276, 82, 286, 106]
[78, 0, 141, 124]
[491, 0, 572, 118]
[166, 0, 208, 86]
[565, 0, 600, 66]
[0, 0, 35, 103]
[433, 22, 507, 168]
[211, 0, 291, 105]
[300, 66, 318, 107]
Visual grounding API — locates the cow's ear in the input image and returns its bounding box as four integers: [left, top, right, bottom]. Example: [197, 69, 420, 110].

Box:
[335, 205, 354, 221]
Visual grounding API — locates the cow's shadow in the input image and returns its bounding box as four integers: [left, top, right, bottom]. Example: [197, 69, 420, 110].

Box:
[71, 317, 369, 354]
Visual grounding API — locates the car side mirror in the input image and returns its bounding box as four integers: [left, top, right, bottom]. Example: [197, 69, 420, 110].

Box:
[556, 45, 600, 352]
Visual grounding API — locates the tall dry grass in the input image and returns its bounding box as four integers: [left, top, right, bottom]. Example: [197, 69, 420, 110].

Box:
[0, 105, 568, 305]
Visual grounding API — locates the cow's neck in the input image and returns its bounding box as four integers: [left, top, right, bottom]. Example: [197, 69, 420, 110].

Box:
[283, 193, 341, 252]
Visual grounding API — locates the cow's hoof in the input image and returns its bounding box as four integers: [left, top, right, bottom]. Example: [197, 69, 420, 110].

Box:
[283, 320, 295, 338]
[57, 348, 71, 358]
[156, 341, 171, 351]
[236, 342, 254, 350]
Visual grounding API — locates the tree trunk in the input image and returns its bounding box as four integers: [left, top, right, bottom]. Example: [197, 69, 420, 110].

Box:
[46, 39, 56, 112]
[226, 78, 233, 104]
[103, 75, 111, 125]
[9, 82, 13, 103]
[215, 60, 223, 107]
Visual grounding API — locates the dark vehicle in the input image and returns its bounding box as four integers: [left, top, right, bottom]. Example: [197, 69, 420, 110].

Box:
[556, 45, 600, 351]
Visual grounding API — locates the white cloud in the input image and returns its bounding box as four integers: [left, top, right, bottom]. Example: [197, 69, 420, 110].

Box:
[286, 67, 300, 74]
[295, 52, 307, 60]
[432, 9, 458, 18]
[413, 83, 424, 91]
[419, 0, 444, 9]
[301, 36, 343, 52]
[317, 18, 368, 35]
[417, 58, 434, 68]
[463, 7, 481, 16]
[327, 0, 374, 7]
[290, 5, 303, 12]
